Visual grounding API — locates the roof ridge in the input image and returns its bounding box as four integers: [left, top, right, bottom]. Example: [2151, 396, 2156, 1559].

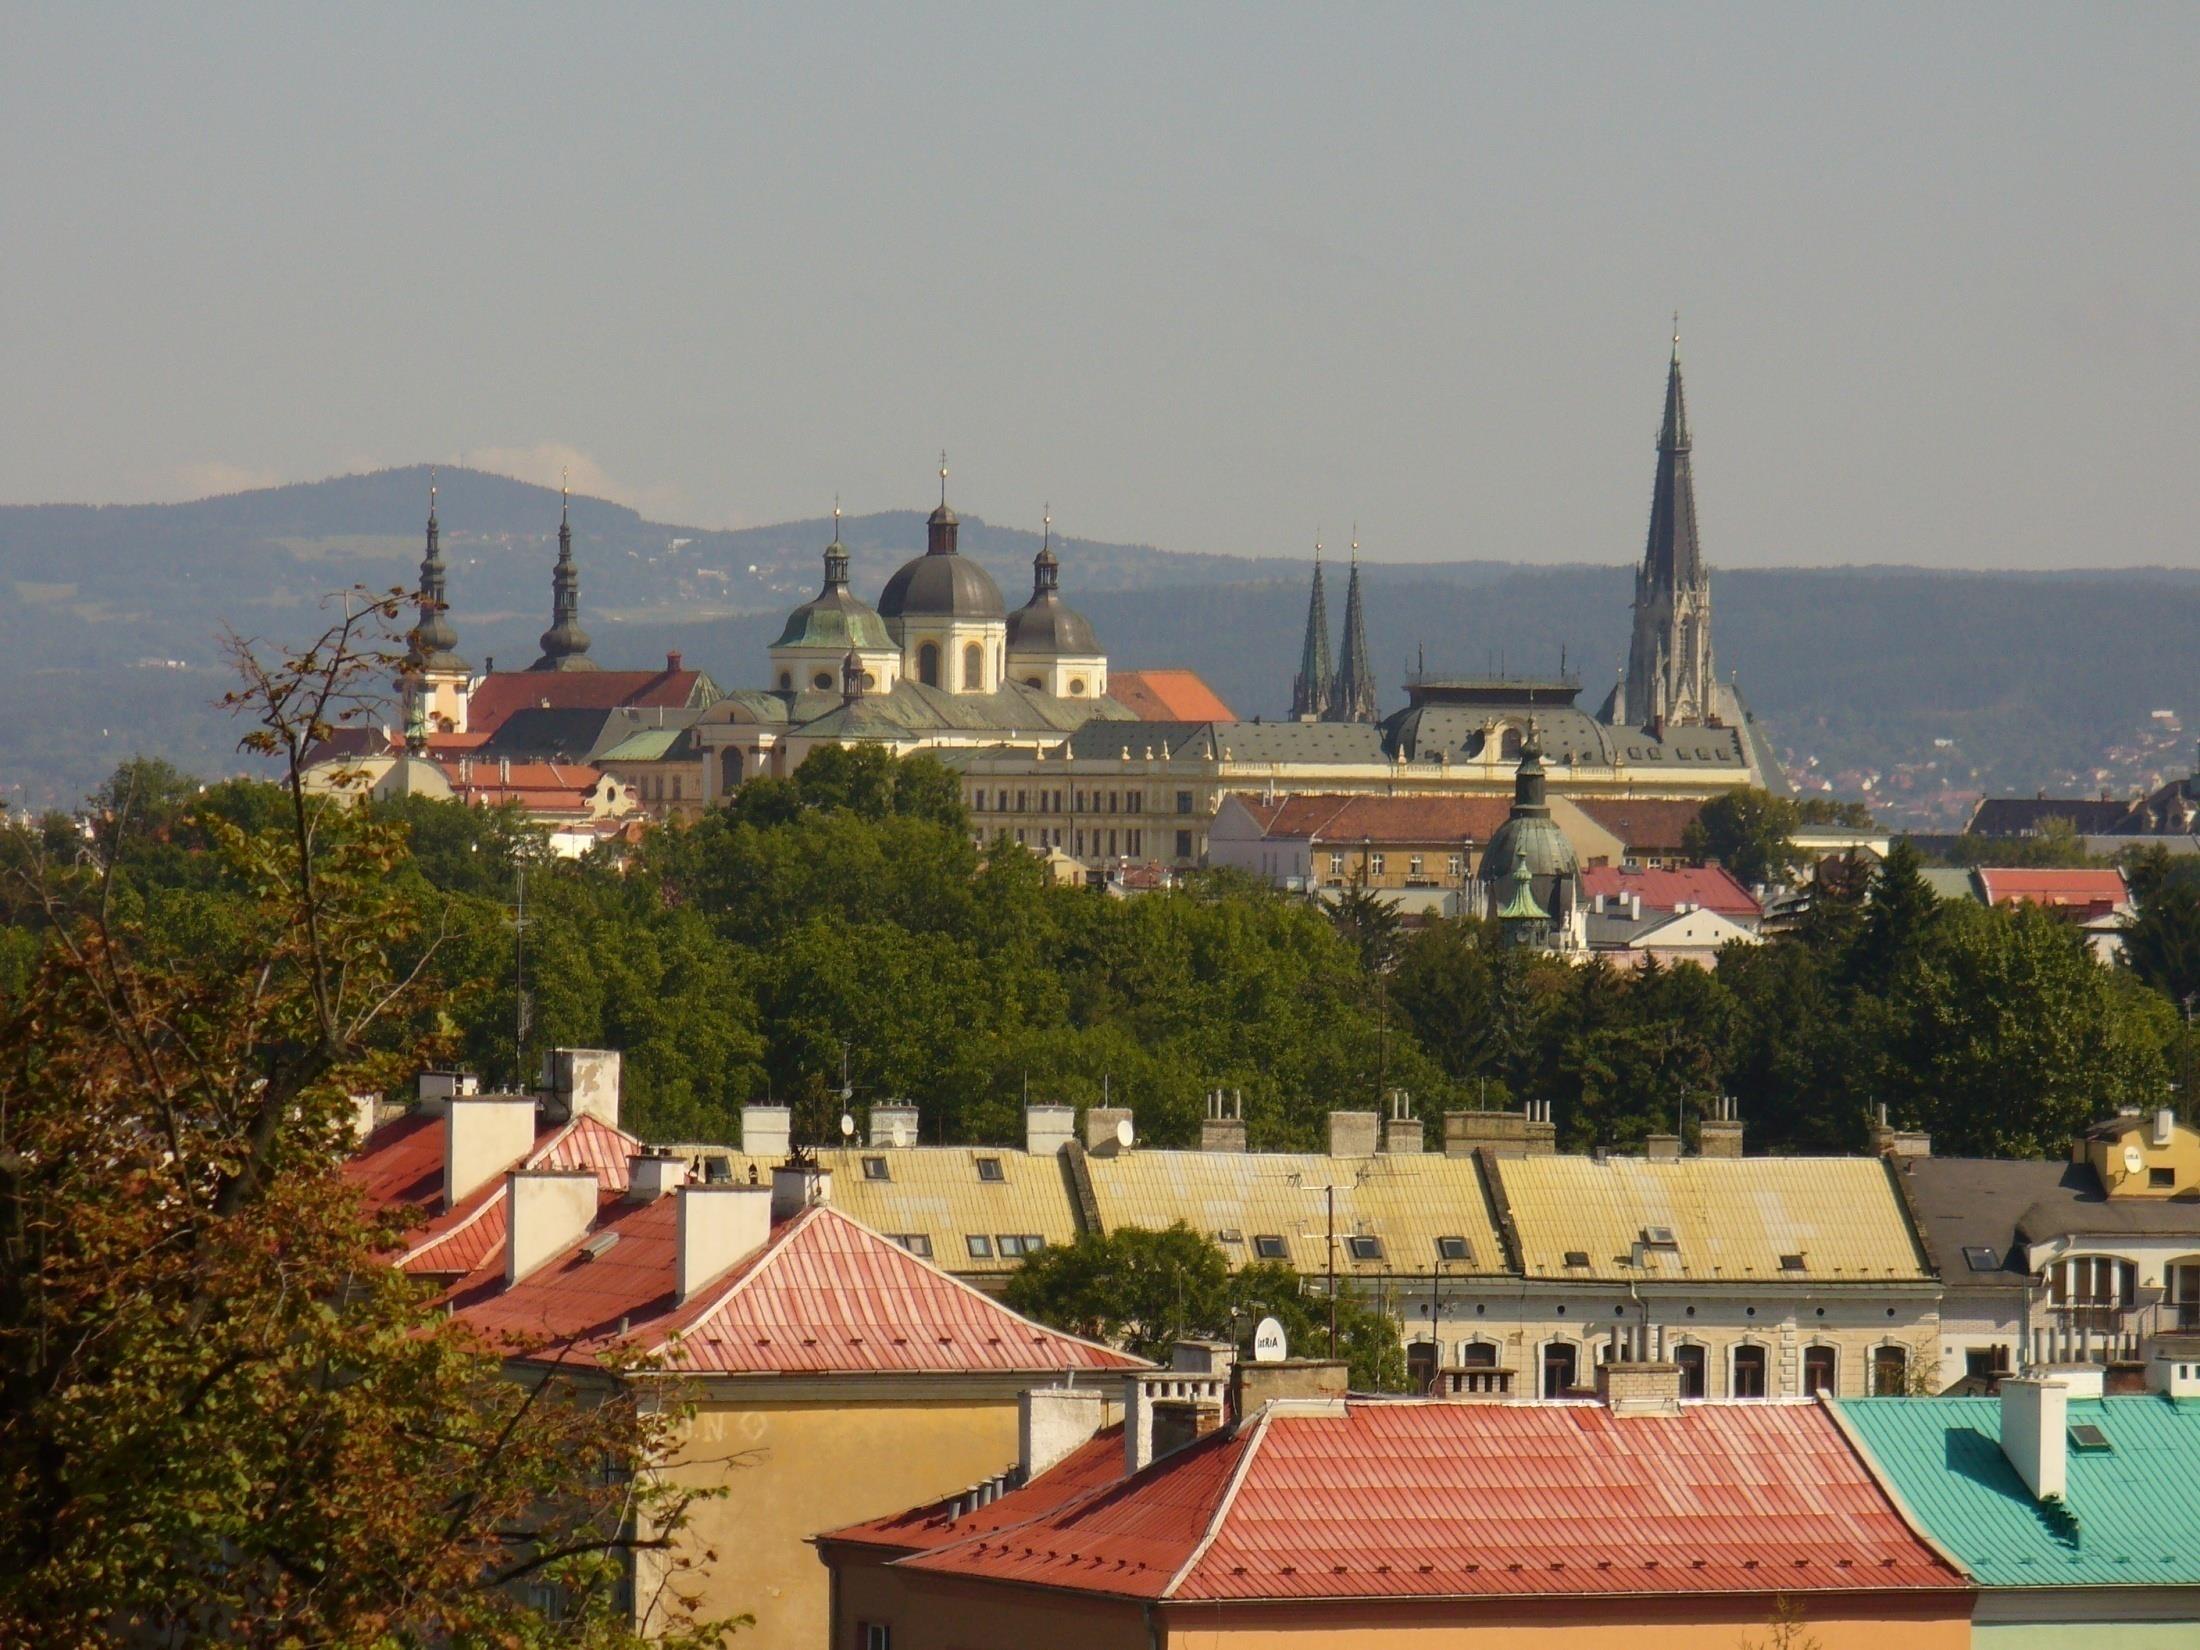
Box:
[394, 1114, 582, 1266]
[1161, 1404, 1274, 1598]
[645, 1200, 821, 1355]
[1818, 1394, 1971, 1581]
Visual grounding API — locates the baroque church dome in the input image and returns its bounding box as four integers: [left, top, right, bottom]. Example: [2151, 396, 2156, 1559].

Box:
[1005, 529, 1097, 656]
[774, 530, 893, 653]
[878, 500, 1005, 622]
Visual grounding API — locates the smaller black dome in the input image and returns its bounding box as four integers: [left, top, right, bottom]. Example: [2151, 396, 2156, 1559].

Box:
[1007, 591, 1099, 656]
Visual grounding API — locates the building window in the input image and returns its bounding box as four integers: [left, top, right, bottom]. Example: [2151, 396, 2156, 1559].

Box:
[1252, 1234, 1288, 1260]
[1369, 853, 1386, 877]
[997, 1234, 1043, 1257]
[1965, 1345, 2012, 1383]
[918, 642, 940, 687]
[1075, 830, 1085, 855]
[1541, 1342, 1578, 1398]
[1175, 830, 1194, 860]
[2152, 1167, 2176, 1189]
[2052, 1256, 2136, 1332]
[965, 1235, 994, 1259]
[1435, 1236, 1471, 1263]
[1346, 1234, 1384, 1262]
[1024, 675, 1044, 689]
[975, 1157, 1005, 1182]
[1129, 830, 1142, 856]
[1069, 677, 1086, 695]
[1459, 1340, 1498, 1368]
[1447, 853, 1464, 879]
[891, 1234, 932, 1259]
[778, 671, 793, 690]
[1129, 790, 1142, 812]
[1674, 1343, 1707, 1398]
[813, 671, 834, 690]
[962, 643, 984, 690]
[1075, 790, 1085, 812]
[1107, 830, 1117, 856]
[1802, 1345, 1837, 1397]
[1407, 1340, 1440, 1392]
[1329, 852, 1345, 877]
[1016, 790, 1028, 811]
[861, 1155, 890, 1181]
[1107, 791, 1118, 813]
[1731, 1344, 1769, 1399]
[1408, 855, 1423, 878]
[1872, 1344, 1909, 1396]
[859, 1622, 891, 1650]
[1175, 790, 1196, 815]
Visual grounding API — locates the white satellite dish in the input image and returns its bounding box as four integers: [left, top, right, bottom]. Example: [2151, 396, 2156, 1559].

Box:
[891, 1121, 911, 1148]
[839, 1112, 855, 1140]
[1252, 1316, 1288, 1364]
[1114, 1117, 1134, 1150]
[2124, 1144, 2145, 1176]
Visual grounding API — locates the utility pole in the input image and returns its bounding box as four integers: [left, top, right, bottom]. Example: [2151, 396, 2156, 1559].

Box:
[1327, 1182, 1338, 1358]
[512, 861, 530, 1086]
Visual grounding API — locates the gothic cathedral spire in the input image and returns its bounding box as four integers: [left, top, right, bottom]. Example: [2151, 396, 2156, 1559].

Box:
[1616, 323, 1714, 729]
[1327, 534, 1377, 724]
[1291, 542, 1333, 719]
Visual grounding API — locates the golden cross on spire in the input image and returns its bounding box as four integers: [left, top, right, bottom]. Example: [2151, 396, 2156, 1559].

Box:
[1671, 311, 1682, 359]
[1043, 503, 1052, 547]
[939, 450, 948, 506]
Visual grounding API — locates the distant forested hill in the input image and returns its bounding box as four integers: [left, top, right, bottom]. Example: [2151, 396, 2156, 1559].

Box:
[3, 466, 2195, 814]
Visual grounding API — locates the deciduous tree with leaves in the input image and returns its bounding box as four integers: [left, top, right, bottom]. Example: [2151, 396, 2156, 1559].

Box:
[0, 593, 733, 1647]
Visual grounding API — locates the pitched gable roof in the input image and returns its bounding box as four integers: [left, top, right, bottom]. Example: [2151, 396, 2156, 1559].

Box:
[1581, 863, 1761, 919]
[823, 1424, 1131, 1556]
[1108, 670, 1236, 723]
[902, 1399, 1965, 1602]
[446, 1202, 1143, 1379]
[466, 662, 719, 737]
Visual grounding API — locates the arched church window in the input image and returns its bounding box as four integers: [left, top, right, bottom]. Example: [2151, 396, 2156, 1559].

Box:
[918, 643, 940, 688]
[962, 643, 984, 691]
[778, 672, 793, 691]
[1500, 726, 1524, 760]
[721, 750, 743, 793]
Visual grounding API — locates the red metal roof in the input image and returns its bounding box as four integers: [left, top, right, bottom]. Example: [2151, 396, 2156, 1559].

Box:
[823, 1425, 1132, 1555]
[343, 1109, 639, 1275]
[1581, 864, 1761, 919]
[904, 1399, 1965, 1603]
[446, 1202, 1143, 1378]
[467, 663, 710, 736]
[1975, 867, 2128, 914]
[1109, 670, 1237, 723]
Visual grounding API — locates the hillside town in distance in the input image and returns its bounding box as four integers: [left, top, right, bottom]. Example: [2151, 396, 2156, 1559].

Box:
[17, 327, 2200, 1650]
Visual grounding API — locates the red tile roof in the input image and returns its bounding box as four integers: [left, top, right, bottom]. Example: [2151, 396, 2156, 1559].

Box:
[446, 1202, 1144, 1379]
[1581, 864, 1761, 919]
[343, 1109, 640, 1276]
[903, 1399, 1964, 1603]
[437, 759, 609, 813]
[1573, 797, 1706, 855]
[467, 663, 711, 737]
[1109, 670, 1236, 723]
[823, 1425, 1132, 1555]
[1224, 792, 1513, 845]
[1975, 867, 2129, 914]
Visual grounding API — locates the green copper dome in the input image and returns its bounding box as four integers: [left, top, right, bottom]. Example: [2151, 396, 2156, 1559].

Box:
[774, 536, 893, 652]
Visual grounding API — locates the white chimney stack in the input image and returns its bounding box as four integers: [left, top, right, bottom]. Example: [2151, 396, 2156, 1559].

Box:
[2156, 1108, 2176, 1148]
[676, 1184, 773, 1302]
[444, 1095, 538, 1210]
[1024, 1104, 1076, 1157]
[870, 1102, 920, 1148]
[1020, 1385, 1106, 1479]
[506, 1169, 600, 1286]
[770, 1162, 832, 1221]
[741, 1104, 792, 1161]
[540, 1048, 621, 1128]
[627, 1151, 689, 1202]
[2000, 1376, 2069, 1501]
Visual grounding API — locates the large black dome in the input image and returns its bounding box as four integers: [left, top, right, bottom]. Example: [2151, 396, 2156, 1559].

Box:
[877, 550, 1005, 621]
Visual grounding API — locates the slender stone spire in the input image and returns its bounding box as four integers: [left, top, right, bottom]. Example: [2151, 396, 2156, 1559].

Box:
[1291, 541, 1333, 720]
[1327, 532, 1377, 724]
[531, 477, 597, 671]
[406, 471, 465, 670]
[1616, 322, 1715, 728]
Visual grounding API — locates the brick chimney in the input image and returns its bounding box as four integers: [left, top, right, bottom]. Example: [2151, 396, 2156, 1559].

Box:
[1596, 1359, 1683, 1417]
[539, 1048, 621, 1128]
[1327, 1110, 1380, 1158]
[506, 1168, 599, 1286]
[443, 1094, 538, 1210]
[1201, 1090, 1247, 1153]
[1125, 1364, 1231, 1473]
[1697, 1095, 1744, 1158]
[1443, 1101, 1555, 1158]
[676, 1183, 773, 1302]
[1384, 1091, 1424, 1154]
[1229, 1358, 1349, 1421]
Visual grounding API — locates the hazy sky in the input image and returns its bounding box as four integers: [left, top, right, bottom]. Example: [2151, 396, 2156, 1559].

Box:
[5, 4, 2197, 569]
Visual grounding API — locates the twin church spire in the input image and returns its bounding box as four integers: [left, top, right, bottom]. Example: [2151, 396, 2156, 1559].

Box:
[1290, 534, 1377, 724]
[1614, 321, 1715, 729]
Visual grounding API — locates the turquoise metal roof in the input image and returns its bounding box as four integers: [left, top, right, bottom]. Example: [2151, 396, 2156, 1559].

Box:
[1838, 1394, 2200, 1589]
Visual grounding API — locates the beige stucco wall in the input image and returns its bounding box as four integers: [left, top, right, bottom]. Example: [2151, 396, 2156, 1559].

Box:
[645, 1384, 1118, 1650]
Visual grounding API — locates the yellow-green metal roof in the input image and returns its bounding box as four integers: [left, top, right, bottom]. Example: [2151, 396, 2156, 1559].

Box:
[1080, 1148, 1510, 1277]
[1491, 1155, 1931, 1283]
[673, 1145, 1082, 1277]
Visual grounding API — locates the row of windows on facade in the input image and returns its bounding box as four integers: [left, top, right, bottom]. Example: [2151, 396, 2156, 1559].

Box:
[995, 824, 1197, 859]
[888, 1232, 1042, 1261]
[1323, 850, 1469, 884]
[968, 787, 1198, 816]
[1485, 1337, 1911, 1400]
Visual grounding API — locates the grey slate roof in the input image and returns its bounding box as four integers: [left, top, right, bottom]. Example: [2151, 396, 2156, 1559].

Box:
[789, 679, 1129, 741]
[1966, 796, 2137, 837]
[1898, 1153, 2200, 1277]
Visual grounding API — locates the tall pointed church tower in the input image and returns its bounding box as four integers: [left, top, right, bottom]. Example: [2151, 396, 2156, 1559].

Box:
[397, 475, 471, 739]
[530, 482, 598, 672]
[1290, 543, 1333, 720]
[1614, 324, 1715, 729]
[1327, 537, 1377, 724]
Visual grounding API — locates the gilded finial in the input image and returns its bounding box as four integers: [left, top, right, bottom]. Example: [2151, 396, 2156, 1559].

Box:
[1671, 311, 1681, 359]
[833, 494, 841, 531]
[939, 450, 948, 506]
[1351, 522, 1360, 564]
[1042, 503, 1052, 549]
